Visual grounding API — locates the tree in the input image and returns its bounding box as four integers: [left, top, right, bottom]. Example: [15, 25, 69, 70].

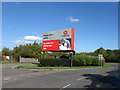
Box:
[12, 41, 42, 59]
[105, 49, 120, 62]
[94, 47, 106, 54]
[0, 51, 1, 56]
[2, 47, 10, 56]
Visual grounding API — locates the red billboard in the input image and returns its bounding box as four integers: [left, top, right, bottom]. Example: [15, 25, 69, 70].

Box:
[42, 28, 75, 51]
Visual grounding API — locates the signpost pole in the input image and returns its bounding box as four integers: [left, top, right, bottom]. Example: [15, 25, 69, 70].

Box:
[70, 52, 73, 67]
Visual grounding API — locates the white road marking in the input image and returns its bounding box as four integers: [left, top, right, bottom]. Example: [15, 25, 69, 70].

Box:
[96, 84, 100, 87]
[4, 77, 11, 81]
[11, 65, 18, 68]
[77, 77, 85, 81]
[59, 84, 71, 90]
[103, 74, 109, 76]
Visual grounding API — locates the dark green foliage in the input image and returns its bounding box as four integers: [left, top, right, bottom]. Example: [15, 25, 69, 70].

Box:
[60, 55, 69, 59]
[40, 59, 71, 66]
[94, 48, 120, 63]
[105, 49, 120, 62]
[2, 47, 11, 56]
[105, 54, 119, 62]
[94, 47, 106, 54]
[12, 41, 42, 59]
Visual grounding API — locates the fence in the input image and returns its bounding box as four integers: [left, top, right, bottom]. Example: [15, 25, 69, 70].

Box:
[20, 57, 38, 63]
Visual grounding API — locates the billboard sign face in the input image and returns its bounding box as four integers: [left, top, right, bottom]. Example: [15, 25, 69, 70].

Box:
[42, 28, 75, 51]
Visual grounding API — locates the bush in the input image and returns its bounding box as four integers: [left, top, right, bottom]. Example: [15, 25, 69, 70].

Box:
[105, 54, 120, 63]
[73, 55, 86, 66]
[73, 54, 104, 66]
[60, 55, 69, 59]
[39, 54, 105, 67]
[40, 59, 71, 66]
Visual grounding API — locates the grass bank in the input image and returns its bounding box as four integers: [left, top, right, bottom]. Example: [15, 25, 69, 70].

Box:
[17, 64, 115, 69]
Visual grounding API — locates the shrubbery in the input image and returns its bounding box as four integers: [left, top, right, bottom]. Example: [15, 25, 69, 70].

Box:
[60, 55, 69, 59]
[94, 48, 120, 63]
[73, 54, 105, 66]
[105, 54, 120, 62]
[39, 54, 105, 66]
[39, 59, 70, 66]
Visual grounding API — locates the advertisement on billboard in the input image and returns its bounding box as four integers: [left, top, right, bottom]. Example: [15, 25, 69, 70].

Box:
[42, 28, 75, 51]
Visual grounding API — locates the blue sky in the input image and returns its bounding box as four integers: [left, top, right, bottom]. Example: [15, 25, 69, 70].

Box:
[2, 2, 118, 52]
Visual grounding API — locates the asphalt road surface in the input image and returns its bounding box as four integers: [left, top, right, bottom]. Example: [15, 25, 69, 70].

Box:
[2, 63, 120, 89]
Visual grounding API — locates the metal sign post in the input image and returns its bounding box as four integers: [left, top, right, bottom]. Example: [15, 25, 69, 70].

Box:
[70, 52, 73, 67]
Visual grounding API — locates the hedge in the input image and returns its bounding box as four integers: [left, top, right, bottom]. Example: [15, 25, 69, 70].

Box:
[39, 59, 70, 66]
[39, 54, 105, 66]
[73, 54, 105, 66]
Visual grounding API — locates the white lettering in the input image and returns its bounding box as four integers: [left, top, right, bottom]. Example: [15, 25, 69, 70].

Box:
[43, 45, 53, 47]
[44, 42, 53, 44]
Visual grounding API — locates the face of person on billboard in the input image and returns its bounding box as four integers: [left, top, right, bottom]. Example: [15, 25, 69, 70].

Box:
[59, 39, 71, 50]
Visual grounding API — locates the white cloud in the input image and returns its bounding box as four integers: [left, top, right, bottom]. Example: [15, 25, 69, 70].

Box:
[23, 36, 42, 40]
[13, 40, 32, 44]
[0, 44, 3, 51]
[13, 35, 42, 45]
[67, 16, 79, 22]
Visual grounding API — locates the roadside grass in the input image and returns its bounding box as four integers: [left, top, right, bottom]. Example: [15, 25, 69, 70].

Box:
[106, 62, 120, 64]
[102, 64, 116, 67]
[17, 64, 115, 69]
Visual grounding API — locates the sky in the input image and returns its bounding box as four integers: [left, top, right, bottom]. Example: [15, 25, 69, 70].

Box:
[2, 2, 118, 52]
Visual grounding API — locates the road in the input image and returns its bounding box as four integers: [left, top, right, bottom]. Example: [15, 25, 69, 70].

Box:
[2, 63, 120, 89]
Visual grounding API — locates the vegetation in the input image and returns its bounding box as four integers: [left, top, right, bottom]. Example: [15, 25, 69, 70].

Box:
[94, 48, 120, 63]
[1, 59, 18, 64]
[77, 48, 120, 63]
[39, 54, 104, 66]
[73, 54, 105, 66]
[2, 41, 42, 62]
[17, 64, 115, 69]
[2, 47, 11, 56]
[0, 51, 2, 56]
[40, 59, 71, 66]
[1, 42, 120, 64]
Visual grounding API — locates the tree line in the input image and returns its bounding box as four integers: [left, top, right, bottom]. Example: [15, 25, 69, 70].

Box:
[1, 41, 120, 62]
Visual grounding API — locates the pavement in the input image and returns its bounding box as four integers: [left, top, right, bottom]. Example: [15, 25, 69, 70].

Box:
[1, 63, 120, 89]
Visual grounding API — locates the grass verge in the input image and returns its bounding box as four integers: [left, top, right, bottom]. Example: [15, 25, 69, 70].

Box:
[106, 62, 120, 64]
[17, 64, 115, 69]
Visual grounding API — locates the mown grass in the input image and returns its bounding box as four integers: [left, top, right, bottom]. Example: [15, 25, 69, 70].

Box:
[17, 64, 115, 69]
[106, 62, 120, 64]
